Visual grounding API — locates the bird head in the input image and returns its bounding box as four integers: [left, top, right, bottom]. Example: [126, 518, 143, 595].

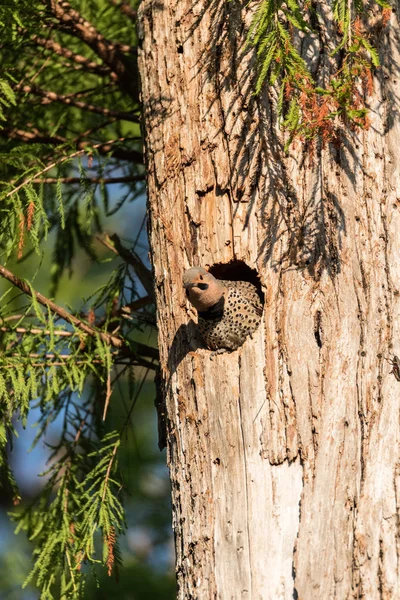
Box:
[183, 267, 225, 312]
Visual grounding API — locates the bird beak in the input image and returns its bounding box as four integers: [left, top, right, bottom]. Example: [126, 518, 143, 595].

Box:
[183, 282, 195, 290]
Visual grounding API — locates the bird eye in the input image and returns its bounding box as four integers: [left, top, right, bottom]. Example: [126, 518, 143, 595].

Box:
[199, 275, 203, 280]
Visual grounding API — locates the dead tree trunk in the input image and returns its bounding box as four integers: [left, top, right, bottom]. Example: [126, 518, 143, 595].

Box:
[138, 2, 400, 598]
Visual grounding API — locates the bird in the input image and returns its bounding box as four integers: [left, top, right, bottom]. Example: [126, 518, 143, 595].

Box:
[183, 266, 263, 352]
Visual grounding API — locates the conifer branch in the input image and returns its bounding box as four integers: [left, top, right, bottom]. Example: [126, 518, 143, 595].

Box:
[1, 128, 143, 163]
[24, 175, 145, 185]
[102, 371, 112, 421]
[101, 441, 119, 502]
[120, 295, 153, 313]
[18, 85, 139, 122]
[46, 0, 138, 99]
[47, 0, 134, 54]
[0, 263, 159, 365]
[65, 547, 78, 594]
[90, 140, 143, 164]
[9, 353, 111, 366]
[30, 35, 118, 79]
[248, 0, 389, 143]
[108, 0, 137, 21]
[0, 2, 156, 592]
[3, 128, 66, 146]
[8, 354, 155, 368]
[74, 405, 94, 444]
[7, 355, 157, 369]
[4, 138, 143, 202]
[77, 117, 120, 139]
[0, 325, 74, 337]
[0, 263, 124, 348]
[98, 233, 154, 301]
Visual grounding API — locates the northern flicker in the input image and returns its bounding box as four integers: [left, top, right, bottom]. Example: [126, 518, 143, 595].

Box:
[183, 267, 263, 351]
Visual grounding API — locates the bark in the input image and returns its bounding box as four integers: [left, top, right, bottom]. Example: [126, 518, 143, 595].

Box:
[138, 2, 400, 598]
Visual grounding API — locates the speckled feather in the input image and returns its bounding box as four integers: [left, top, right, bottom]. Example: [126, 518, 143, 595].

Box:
[197, 280, 262, 351]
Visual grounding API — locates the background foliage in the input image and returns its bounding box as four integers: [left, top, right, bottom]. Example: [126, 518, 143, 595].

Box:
[0, 1, 174, 598]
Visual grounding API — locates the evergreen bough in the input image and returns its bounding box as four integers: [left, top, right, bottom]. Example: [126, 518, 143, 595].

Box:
[247, 0, 391, 145]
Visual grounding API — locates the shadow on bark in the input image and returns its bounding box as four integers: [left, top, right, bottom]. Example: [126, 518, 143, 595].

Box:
[167, 320, 205, 377]
[154, 322, 205, 449]
[142, 0, 399, 281]
[181, 0, 400, 280]
[256, 133, 347, 279]
[180, 0, 350, 279]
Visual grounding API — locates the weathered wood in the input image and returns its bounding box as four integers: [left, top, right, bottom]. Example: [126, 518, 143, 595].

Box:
[138, 1, 400, 598]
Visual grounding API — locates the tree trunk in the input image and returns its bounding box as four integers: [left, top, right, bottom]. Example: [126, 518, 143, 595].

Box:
[138, 2, 400, 598]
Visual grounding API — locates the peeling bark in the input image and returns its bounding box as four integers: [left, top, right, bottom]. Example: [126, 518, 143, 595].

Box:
[138, 1, 400, 598]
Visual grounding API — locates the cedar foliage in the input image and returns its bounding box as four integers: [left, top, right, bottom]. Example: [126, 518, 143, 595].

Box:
[0, 1, 156, 598]
[248, 0, 391, 146]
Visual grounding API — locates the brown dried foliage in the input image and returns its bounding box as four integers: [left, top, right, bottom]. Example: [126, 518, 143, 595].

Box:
[27, 201, 35, 231]
[382, 7, 392, 27]
[106, 526, 116, 576]
[17, 213, 25, 259]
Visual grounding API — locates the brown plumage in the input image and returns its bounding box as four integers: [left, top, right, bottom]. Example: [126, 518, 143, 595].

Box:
[183, 267, 263, 351]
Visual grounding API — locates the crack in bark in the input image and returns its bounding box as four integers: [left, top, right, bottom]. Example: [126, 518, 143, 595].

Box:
[237, 353, 253, 598]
